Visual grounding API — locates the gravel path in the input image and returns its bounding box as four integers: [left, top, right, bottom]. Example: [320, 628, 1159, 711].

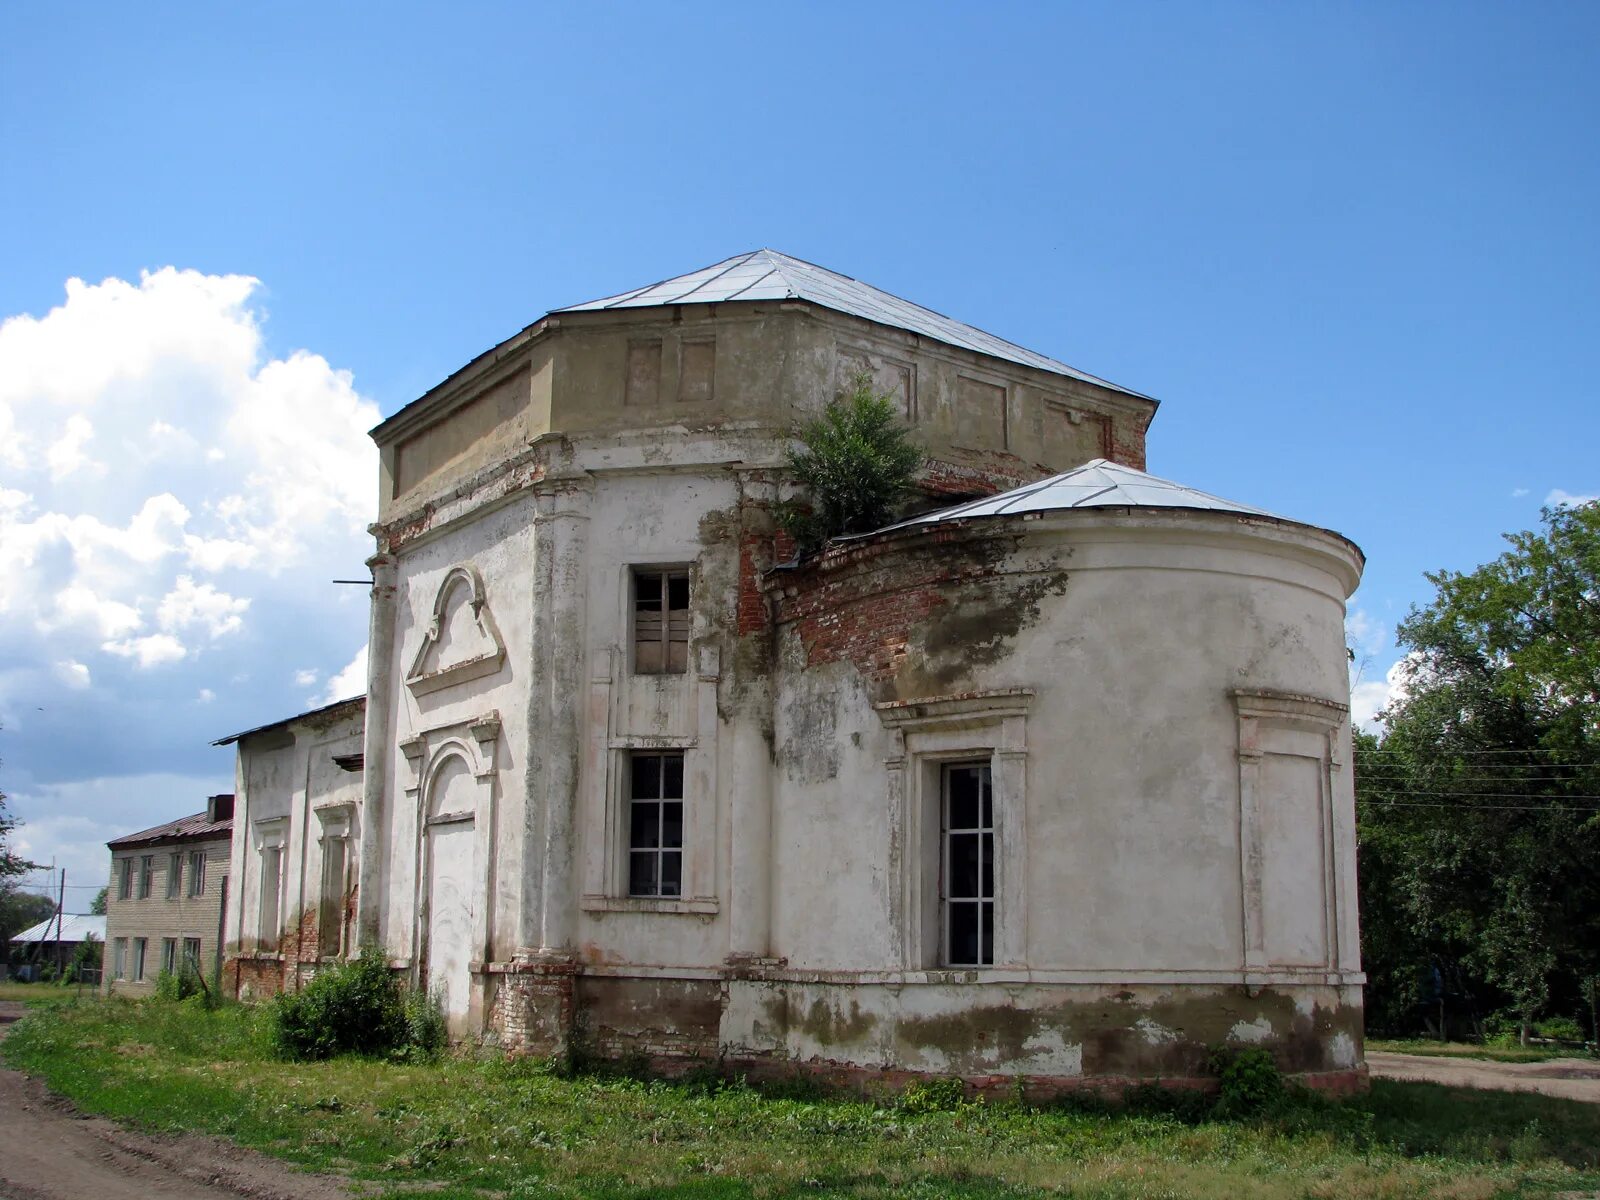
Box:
[0, 1001, 355, 1200]
[1367, 1049, 1600, 1103]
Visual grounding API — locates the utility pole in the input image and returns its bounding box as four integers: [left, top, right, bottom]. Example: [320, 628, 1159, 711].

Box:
[54, 869, 66, 979]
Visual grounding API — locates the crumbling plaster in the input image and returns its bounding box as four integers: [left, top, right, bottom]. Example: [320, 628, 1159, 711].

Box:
[225, 282, 1364, 1091]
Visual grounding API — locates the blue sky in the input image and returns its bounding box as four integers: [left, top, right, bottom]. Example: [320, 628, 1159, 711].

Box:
[2, 3, 1596, 900]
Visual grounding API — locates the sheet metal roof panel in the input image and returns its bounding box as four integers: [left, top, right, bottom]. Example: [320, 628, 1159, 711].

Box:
[12, 914, 106, 944]
[877, 459, 1283, 534]
[557, 250, 1152, 400]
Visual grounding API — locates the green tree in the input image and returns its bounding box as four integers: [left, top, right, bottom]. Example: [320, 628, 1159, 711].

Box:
[90, 885, 108, 915]
[778, 373, 923, 553]
[1357, 501, 1600, 1044]
[0, 757, 46, 947]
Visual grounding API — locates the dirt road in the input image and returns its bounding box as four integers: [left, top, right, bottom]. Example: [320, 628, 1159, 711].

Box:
[1367, 1049, 1600, 1103]
[0, 1001, 353, 1200]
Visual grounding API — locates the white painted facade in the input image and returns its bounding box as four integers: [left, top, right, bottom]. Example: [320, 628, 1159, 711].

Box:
[221, 254, 1366, 1090]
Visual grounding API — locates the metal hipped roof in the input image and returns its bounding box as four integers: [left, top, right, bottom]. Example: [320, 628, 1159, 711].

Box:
[879, 458, 1283, 533]
[556, 249, 1153, 401]
[11, 914, 105, 944]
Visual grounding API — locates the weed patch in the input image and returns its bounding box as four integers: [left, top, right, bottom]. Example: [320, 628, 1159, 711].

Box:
[5, 1000, 1600, 1199]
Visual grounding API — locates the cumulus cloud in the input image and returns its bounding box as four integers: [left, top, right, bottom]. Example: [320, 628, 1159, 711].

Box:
[314, 644, 368, 707]
[0, 269, 379, 682]
[1546, 488, 1598, 508]
[0, 269, 382, 897]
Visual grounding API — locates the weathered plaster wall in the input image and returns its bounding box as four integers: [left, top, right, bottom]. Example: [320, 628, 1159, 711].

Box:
[224, 701, 363, 999]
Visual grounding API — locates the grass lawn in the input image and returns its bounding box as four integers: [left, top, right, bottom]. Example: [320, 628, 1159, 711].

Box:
[6, 998, 1600, 1200]
[1368, 1039, 1588, 1065]
[0, 980, 94, 1006]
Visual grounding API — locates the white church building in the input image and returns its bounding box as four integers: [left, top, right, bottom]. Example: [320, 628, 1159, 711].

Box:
[218, 251, 1366, 1092]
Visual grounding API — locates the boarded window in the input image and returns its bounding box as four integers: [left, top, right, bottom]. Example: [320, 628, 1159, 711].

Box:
[259, 846, 282, 945]
[941, 762, 995, 967]
[633, 568, 690, 674]
[628, 752, 684, 898]
[679, 339, 715, 403]
[319, 837, 348, 958]
[625, 340, 662, 407]
[166, 852, 182, 899]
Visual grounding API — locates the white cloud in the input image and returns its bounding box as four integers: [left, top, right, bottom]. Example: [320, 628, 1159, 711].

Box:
[0, 268, 378, 677]
[1546, 488, 1598, 508]
[103, 632, 187, 667]
[294, 668, 319, 687]
[47, 413, 99, 481]
[156, 575, 249, 640]
[314, 644, 367, 707]
[196, 688, 215, 703]
[1511, 487, 1530, 498]
[53, 660, 91, 689]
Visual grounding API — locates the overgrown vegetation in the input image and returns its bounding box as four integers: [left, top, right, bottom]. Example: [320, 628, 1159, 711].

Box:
[6, 998, 1600, 1199]
[1359, 499, 1600, 1048]
[269, 948, 443, 1061]
[778, 373, 923, 553]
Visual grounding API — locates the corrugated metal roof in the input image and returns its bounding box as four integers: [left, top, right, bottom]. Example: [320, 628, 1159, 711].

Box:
[878, 458, 1283, 533]
[107, 808, 232, 849]
[556, 250, 1152, 400]
[11, 914, 105, 944]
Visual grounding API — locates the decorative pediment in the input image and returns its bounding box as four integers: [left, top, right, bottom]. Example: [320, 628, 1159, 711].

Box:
[406, 566, 507, 697]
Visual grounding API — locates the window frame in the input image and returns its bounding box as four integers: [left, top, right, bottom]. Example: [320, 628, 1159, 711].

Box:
[166, 851, 183, 899]
[117, 857, 133, 901]
[630, 566, 691, 675]
[161, 937, 177, 976]
[186, 850, 206, 897]
[113, 937, 127, 980]
[939, 761, 996, 968]
[132, 937, 147, 982]
[625, 750, 686, 899]
[182, 937, 201, 971]
[138, 854, 154, 899]
[875, 689, 1032, 974]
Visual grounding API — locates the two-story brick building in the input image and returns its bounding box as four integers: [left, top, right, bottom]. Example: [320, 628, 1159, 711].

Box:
[103, 794, 233, 995]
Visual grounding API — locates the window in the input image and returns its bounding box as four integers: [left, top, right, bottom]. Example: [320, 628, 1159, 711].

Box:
[628, 752, 684, 898]
[187, 850, 206, 897]
[182, 937, 201, 970]
[940, 762, 994, 967]
[259, 844, 282, 946]
[132, 937, 147, 982]
[117, 858, 133, 901]
[113, 937, 127, 979]
[632, 568, 689, 674]
[161, 938, 177, 975]
[138, 854, 154, 899]
[318, 835, 348, 957]
[166, 852, 182, 899]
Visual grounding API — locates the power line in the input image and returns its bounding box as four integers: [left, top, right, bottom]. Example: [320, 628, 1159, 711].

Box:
[1360, 800, 1600, 813]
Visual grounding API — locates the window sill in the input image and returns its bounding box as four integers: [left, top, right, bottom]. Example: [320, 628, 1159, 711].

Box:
[580, 895, 719, 915]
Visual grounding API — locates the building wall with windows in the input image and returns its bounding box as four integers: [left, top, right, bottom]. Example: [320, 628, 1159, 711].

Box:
[103, 796, 232, 996]
[219, 252, 1367, 1092]
[219, 698, 363, 1000]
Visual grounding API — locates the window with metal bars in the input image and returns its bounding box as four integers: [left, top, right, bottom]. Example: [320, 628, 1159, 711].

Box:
[941, 762, 994, 967]
[633, 569, 690, 674]
[628, 752, 684, 897]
